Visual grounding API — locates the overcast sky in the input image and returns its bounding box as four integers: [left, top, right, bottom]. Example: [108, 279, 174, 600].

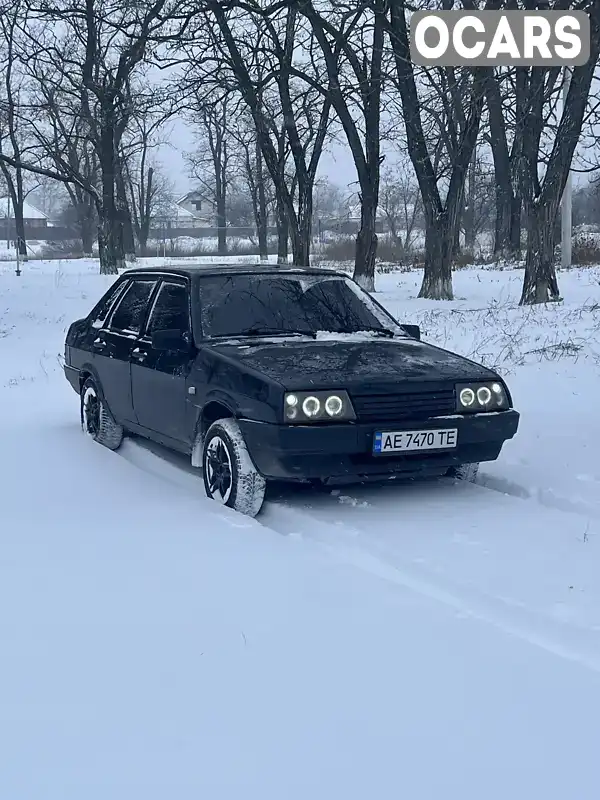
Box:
[158, 116, 364, 198]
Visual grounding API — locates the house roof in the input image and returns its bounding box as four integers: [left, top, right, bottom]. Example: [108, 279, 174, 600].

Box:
[153, 201, 199, 220]
[0, 197, 48, 219]
[176, 190, 212, 205]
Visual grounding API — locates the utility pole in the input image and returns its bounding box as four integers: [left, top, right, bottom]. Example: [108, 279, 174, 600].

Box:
[561, 66, 572, 269]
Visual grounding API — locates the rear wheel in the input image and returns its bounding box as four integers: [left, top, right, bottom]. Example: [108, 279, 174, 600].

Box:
[80, 377, 123, 451]
[202, 418, 266, 517]
[447, 462, 479, 483]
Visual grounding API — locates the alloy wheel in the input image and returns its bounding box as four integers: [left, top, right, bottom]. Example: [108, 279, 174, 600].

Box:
[205, 435, 233, 503]
[82, 387, 100, 438]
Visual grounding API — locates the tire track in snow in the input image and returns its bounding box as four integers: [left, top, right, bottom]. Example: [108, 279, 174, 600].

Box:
[120, 437, 600, 673]
[477, 469, 600, 522]
[262, 490, 600, 675]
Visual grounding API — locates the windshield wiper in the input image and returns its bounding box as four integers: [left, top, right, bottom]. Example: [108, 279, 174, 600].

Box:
[238, 326, 317, 339]
[349, 327, 396, 338]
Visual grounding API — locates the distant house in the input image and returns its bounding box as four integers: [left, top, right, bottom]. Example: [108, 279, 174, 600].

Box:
[176, 191, 215, 225]
[0, 197, 49, 228]
[151, 200, 208, 231]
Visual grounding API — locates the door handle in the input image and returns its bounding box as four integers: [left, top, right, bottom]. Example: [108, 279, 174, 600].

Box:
[93, 337, 107, 351]
[131, 347, 148, 362]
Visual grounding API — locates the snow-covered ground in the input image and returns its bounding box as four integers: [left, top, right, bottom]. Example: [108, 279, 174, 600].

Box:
[2, 257, 600, 799]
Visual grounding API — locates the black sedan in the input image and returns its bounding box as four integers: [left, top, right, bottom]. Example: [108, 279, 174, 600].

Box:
[64, 264, 519, 517]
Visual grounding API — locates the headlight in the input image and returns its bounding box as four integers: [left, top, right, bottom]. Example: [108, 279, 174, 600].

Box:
[459, 387, 476, 407]
[456, 381, 509, 412]
[325, 395, 343, 416]
[302, 396, 320, 417]
[284, 390, 356, 423]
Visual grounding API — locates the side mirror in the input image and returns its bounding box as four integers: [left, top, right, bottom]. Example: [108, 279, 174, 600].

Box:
[151, 329, 192, 352]
[402, 324, 421, 341]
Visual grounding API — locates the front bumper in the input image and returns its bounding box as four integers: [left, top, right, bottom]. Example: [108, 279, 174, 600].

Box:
[239, 410, 520, 483]
[64, 364, 80, 393]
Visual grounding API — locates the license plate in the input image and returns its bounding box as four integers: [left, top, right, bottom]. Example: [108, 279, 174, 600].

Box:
[373, 428, 458, 454]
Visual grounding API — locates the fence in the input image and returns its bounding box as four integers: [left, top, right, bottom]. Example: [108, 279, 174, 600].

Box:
[0, 224, 79, 242]
[0, 218, 388, 244]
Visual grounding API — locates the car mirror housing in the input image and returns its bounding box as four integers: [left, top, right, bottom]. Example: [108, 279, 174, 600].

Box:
[151, 329, 191, 352]
[402, 324, 421, 341]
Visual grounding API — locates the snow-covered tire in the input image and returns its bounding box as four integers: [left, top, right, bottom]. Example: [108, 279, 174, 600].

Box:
[202, 418, 266, 517]
[80, 377, 123, 451]
[447, 462, 480, 483]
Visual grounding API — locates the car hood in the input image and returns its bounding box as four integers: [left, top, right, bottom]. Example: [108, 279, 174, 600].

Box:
[206, 336, 497, 390]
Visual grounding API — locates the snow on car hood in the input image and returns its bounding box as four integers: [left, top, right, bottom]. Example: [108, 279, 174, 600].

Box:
[207, 336, 498, 389]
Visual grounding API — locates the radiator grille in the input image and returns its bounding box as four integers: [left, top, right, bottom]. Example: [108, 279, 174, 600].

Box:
[351, 388, 456, 423]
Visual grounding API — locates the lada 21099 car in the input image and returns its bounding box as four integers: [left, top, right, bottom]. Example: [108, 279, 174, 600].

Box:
[64, 265, 520, 517]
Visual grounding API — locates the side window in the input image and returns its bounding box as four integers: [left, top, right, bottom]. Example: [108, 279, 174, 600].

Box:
[108, 280, 156, 334]
[146, 282, 190, 335]
[89, 280, 129, 329]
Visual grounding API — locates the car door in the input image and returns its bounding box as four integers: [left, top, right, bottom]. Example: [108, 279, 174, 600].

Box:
[96, 277, 159, 425]
[130, 278, 194, 443]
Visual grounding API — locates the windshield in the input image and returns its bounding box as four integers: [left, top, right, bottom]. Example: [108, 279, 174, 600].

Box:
[198, 273, 404, 339]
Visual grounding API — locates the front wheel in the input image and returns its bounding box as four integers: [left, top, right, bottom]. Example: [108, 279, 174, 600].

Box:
[202, 418, 266, 517]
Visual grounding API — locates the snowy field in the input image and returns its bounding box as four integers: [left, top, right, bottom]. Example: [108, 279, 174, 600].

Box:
[2, 257, 600, 799]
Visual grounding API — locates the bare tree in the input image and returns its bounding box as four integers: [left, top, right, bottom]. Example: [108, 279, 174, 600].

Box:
[121, 98, 176, 254]
[387, 0, 486, 300]
[200, 1, 333, 266]
[228, 112, 274, 261]
[187, 90, 231, 255]
[482, 68, 524, 258]
[379, 164, 422, 258]
[0, 1, 28, 258]
[293, 0, 386, 290]
[1, 0, 183, 274]
[517, 2, 600, 304]
[25, 64, 100, 255]
[461, 154, 496, 255]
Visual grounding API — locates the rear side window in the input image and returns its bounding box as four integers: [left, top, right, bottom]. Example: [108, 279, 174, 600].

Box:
[109, 279, 156, 334]
[146, 282, 190, 335]
[89, 280, 129, 329]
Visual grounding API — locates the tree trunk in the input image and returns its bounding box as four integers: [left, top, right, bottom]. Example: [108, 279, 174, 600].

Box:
[116, 164, 135, 261]
[216, 193, 227, 255]
[257, 217, 268, 261]
[14, 209, 27, 259]
[464, 153, 476, 252]
[419, 210, 454, 300]
[255, 144, 268, 262]
[79, 204, 95, 256]
[99, 125, 125, 275]
[14, 167, 27, 258]
[138, 213, 150, 255]
[452, 209, 462, 258]
[290, 224, 310, 266]
[493, 189, 521, 259]
[353, 197, 378, 292]
[494, 189, 511, 258]
[276, 197, 288, 264]
[290, 189, 312, 266]
[520, 202, 560, 305]
[485, 72, 518, 258]
[138, 224, 150, 256]
[509, 194, 522, 255]
[97, 213, 121, 275]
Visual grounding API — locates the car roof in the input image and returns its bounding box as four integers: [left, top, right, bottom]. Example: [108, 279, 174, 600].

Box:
[120, 263, 348, 279]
